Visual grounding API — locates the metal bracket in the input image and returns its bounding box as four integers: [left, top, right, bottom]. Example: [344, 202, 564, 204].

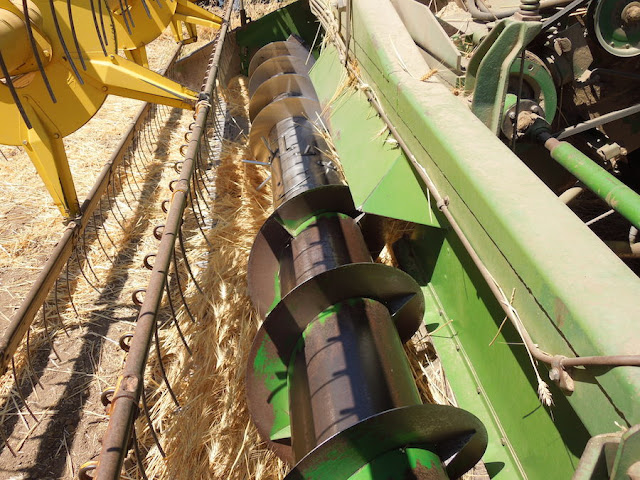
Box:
[465, 18, 542, 134]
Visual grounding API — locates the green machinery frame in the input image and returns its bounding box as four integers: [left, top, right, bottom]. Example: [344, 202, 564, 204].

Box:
[235, 1, 640, 478]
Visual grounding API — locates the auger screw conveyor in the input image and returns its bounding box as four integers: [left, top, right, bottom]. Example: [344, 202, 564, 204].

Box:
[0, 0, 639, 478]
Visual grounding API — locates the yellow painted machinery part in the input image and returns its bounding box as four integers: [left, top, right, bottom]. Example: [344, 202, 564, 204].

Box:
[0, 0, 199, 217]
[106, 0, 222, 65]
[0, 9, 33, 73]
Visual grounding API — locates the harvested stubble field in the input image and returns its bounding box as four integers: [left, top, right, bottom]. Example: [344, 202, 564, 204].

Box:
[0, 3, 479, 479]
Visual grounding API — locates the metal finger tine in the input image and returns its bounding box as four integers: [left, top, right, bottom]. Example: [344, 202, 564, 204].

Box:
[188, 187, 213, 248]
[53, 277, 71, 337]
[107, 181, 128, 229]
[153, 225, 164, 241]
[0, 427, 16, 457]
[0, 51, 32, 129]
[140, 0, 152, 18]
[65, 258, 81, 318]
[140, 377, 166, 457]
[101, 387, 115, 409]
[78, 461, 98, 480]
[112, 168, 133, 209]
[25, 328, 43, 391]
[98, 0, 108, 46]
[11, 358, 38, 422]
[132, 289, 146, 306]
[117, 0, 132, 34]
[49, 0, 84, 83]
[122, 156, 140, 199]
[191, 155, 210, 207]
[96, 203, 119, 251]
[66, 0, 87, 70]
[92, 213, 115, 263]
[88, 0, 107, 55]
[81, 225, 102, 284]
[123, 0, 136, 29]
[41, 303, 61, 361]
[73, 244, 102, 294]
[163, 281, 192, 355]
[177, 227, 204, 296]
[187, 181, 206, 227]
[22, 0, 57, 101]
[153, 318, 180, 407]
[132, 424, 150, 480]
[171, 249, 196, 323]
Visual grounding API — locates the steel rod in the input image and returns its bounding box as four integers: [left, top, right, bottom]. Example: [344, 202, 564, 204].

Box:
[94, 3, 232, 477]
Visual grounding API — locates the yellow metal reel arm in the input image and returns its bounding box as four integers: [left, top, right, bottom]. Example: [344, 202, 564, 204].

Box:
[82, 53, 197, 109]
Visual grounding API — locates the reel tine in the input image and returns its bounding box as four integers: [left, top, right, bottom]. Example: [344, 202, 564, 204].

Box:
[73, 243, 101, 294]
[25, 328, 43, 392]
[140, 0, 152, 18]
[65, 258, 81, 319]
[103, 0, 118, 49]
[123, 0, 136, 29]
[164, 281, 192, 355]
[171, 249, 196, 323]
[22, 0, 57, 102]
[132, 424, 150, 480]
[106, 181, 127, 229]
[116, 0, 132, 35]
[66, 0, 87, 70]
[153, 318, 180, 407]
[140, 377, 166, 457]
[98, 0, 108, 47]
[48, 0, 84, 84]
[92, 213, 115, 263]
[0, 51, 32, 129]
[41, 303, 61, 362]
[185, 180, 204, 227]
[53, 277, 71, 337]
[89, 0, 107, 55]
[124, 148, 143, 192]
[189, 186, 213, 247]
[80, 226, 102, 285]
[0, 428, 17, 457]
[96, 202, 119, 251]
[11, 359, 38, 423]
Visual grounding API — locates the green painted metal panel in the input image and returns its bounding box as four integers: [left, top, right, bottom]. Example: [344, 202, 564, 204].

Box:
[305, 0, 640, 476]
[346, 0, 640, 436]
[397, 227, 585, 478]
[309, 47, 439, 227]
[236, 1, 320, 72]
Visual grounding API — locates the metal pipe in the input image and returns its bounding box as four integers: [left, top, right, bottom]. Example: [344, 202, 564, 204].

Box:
[543, 138, 640, 231]
[94, 2, 233, 478]
[0, 46, 183, 376]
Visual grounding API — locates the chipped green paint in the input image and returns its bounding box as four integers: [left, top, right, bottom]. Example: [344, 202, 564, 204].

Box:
[252, 335, 290, 440]
[347, 448, 446, 480]
[277, 211, 352, 237]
